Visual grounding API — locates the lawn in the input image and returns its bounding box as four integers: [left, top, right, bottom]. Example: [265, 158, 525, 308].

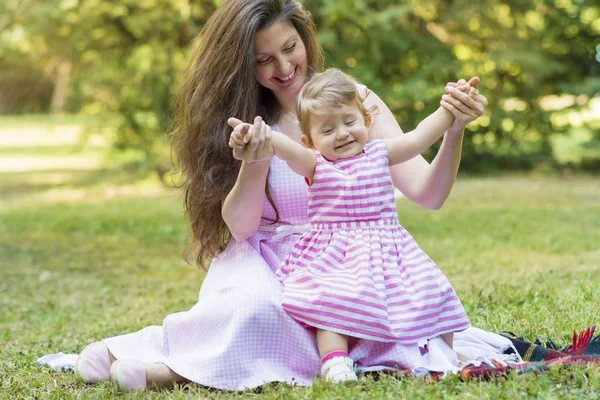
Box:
[0, 117, 599, 399]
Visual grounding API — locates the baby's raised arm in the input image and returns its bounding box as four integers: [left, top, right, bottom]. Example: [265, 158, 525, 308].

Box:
[384, 86, 477, 166]
[229, 117, 317, 181]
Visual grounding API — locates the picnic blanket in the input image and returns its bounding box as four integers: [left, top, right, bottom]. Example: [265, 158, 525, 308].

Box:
[455, 325, 600, 380]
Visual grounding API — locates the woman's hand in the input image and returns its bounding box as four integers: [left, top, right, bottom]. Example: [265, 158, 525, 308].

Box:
[227, 116, 274, 164]
[440, 77, 488, 134]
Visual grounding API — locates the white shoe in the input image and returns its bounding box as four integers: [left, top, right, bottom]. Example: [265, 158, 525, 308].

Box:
[321, 356, 358, 382]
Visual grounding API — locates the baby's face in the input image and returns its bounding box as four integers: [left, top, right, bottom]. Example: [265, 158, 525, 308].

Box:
[306, 102, 368, 161]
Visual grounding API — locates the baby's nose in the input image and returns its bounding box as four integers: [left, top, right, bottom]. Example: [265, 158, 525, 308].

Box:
[337, 129, 349, 139]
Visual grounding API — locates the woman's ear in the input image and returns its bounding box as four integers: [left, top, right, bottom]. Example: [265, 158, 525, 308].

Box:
[301, 134, 313, 148]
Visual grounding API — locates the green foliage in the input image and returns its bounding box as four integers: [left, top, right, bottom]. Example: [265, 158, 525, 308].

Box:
[308, 0, 600, 171]
[1, 0, 599, 174]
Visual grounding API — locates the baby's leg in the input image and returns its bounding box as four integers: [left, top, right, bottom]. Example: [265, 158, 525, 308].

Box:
[316, 330, 357, 382]
[440, 332, 453, 349]
[317, 329, 348, 356]
[440, 332, 470, 362]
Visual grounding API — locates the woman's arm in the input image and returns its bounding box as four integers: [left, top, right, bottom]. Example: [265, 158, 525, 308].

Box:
[222, 117, 274, 241]
[365, 78, 486, 209]
[384, 106, 453, 166]
[222, 161, 271, 241]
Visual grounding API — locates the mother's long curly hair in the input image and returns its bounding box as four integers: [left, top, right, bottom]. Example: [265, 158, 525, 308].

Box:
[172, 0, 324, 268]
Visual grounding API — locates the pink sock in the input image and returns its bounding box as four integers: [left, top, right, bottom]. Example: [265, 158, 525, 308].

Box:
[321, 350, 349, 364]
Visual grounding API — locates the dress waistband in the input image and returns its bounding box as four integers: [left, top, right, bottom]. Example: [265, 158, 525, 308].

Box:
[310, 218, 399, 230]
[257, 218, 399, 238]
[257, 224, 311, 240]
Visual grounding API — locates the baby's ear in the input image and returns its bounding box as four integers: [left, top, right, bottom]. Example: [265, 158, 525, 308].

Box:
[364, 114, 372, 128]
[301, 135, 313, 148]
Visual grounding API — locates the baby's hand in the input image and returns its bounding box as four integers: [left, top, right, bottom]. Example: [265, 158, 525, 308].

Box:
[229, 121, 252, 149]
[447, 78, 480, 99]
[467, 86, 480, 98]
[228, 116, 274, 163]
[228, 117, 274, 149]
[455, 79, 473, 97]
[455, 85, 479, 99]
[228, 117, 274, 163]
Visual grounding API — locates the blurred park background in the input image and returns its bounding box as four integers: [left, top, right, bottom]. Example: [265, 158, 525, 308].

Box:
[1, 0, 599, 176]
[2, 1, 600, 397]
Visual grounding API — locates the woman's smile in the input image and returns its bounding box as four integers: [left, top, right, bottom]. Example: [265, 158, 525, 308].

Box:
[273, 66, 298, 85]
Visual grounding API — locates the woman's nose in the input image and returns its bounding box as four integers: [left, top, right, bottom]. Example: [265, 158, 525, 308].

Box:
[275, 57, 291, 76]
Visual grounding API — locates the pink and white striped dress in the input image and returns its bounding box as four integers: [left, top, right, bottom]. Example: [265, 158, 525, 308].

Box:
[276, 140, 470, 343]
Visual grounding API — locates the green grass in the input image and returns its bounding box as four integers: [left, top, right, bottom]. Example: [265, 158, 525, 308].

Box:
[1, 118, 599, 399]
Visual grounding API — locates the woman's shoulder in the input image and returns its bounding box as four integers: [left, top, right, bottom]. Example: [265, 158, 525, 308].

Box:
[355, 82, 369, 98]
[354, 81, 383, 123]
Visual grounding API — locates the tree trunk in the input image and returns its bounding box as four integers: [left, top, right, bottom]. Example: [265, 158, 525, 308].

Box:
[50, 60, 72, 115]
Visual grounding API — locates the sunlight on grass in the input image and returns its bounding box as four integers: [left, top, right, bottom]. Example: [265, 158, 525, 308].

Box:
[0, 124, 84, 146]
[0, 170, 177, 208]
[0, 155, 103, 172]
[37, 180, 176, 203]
[0, 114, 177, 205]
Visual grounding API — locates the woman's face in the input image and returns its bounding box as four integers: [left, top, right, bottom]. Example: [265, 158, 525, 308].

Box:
[254, 21, 308, 101]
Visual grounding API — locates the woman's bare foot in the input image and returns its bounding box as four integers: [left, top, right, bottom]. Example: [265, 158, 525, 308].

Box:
[110, 360, 188, 391]
[75, 341, 116, 383]
[145, 363, 188, 389]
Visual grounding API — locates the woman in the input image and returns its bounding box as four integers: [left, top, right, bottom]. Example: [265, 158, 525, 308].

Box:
[75, 0, 502, 391]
